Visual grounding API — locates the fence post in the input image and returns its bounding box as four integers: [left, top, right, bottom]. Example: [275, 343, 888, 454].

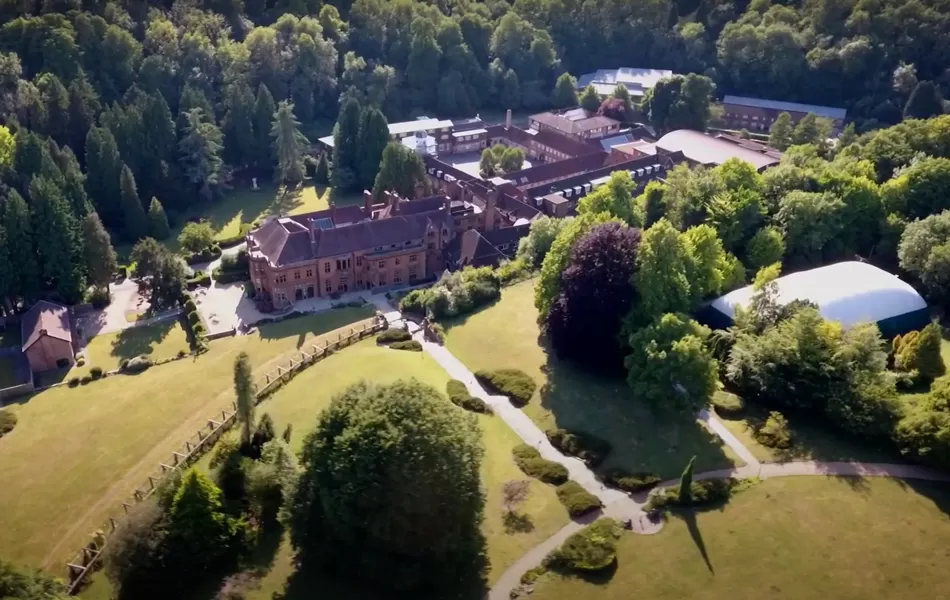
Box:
[122, 502, 132, 514]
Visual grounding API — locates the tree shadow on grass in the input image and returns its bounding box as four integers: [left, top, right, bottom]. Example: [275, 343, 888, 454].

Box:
[678, 508, 714, 574]
[503, 511, 535, 533]
[903, 478, 950, 518]
[255, 307, 375, 349]
[109, 319, 175, 362]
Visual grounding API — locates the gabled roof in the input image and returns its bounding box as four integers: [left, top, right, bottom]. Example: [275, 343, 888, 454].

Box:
[21, 301, 71, 351]
[445, 225, 530, 270]
[723, 95, 847, 120]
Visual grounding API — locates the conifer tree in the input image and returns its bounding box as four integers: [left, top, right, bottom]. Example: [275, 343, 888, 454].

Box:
[234, 352, 255, 446]
[252, 84, 276, 171]
[331, 97, 361, 191]
[84, 126, 123, 227]
[3, 190, 40, 303]
[29, 176, 85, 303]
[167, 470, 240, 572]
[904, 81, 944, 120]
[223, 83, 257, 168]
[120, 164, 149, 241]
[271, 100, 309, 187]
[314, 152, 329, 184]
[82, 211, 118, 291]
[148, 197, 171, 240]
[356, 106, 389, 191]
[552, 73, 578, 108]
[678, 455, 696, 504]
[67, 72, 100, 157]
[580, 84, 601, 112]
[179, 108, 223, 203]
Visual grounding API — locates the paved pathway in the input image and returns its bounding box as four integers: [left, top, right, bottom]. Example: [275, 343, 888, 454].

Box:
[698, 407, 761, 467]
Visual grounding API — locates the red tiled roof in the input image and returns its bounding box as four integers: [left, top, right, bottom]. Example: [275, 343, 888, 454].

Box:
[21, 301, 71, 351]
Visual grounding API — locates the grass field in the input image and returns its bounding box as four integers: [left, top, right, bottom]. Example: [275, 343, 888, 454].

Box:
[0, 306, 374, 570]
[443, 280, 740, 478]
[531, 476, 950, 600]
[81, 340, 569, 600]
[69, 319, 192, 378]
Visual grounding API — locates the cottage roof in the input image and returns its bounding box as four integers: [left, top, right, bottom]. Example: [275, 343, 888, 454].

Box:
[21, 301, 71, 351]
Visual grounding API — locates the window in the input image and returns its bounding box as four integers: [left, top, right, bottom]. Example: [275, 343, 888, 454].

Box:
[325, 279, 332, 293]
[356, 256, 362, 267]
[357, 278, 363, 288]
[379, 273, 386, 286]
[324, 262, 331, 273]
[395, 257, 400, 265]
[427, 242, 435, 251]
[409, 266, 418, 280]
[276, 274, 287, 283]
[294, 271, 300, 280]
[409, 254, 418, 263]
[393, 273, 402, 284]
[378, 260, 385, 269]
[428, 231, 435, 238]
[306, 269, 313, 278]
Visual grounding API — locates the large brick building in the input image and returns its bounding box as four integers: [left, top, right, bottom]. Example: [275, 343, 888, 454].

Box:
[721, 95, 847, 132]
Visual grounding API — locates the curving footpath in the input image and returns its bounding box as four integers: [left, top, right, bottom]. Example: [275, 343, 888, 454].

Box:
[370, 300, 950, 600]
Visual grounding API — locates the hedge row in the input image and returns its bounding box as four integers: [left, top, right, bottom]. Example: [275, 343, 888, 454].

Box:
[646, 478, 737, 511]
[512, 444, 568, 485]
[184, 244, 222, 265]
[186, 271, 211, 290]
[0, 409, 16, 437]
[446, 379, 492, 414]
[216, 224, 251, 249]
[545, 428, 612, 467]
[555, 481, 602, 517]
[182, 297, 208, 353]
[475, 369, 536, 406]
[390, 340, 422, 352]
[711, 391, 745, 417]
[601, 468, 661, 493]
[377, 329, 411, 345]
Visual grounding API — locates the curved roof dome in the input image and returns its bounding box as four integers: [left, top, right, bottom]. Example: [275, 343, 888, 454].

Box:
[711, 261, 927, 329]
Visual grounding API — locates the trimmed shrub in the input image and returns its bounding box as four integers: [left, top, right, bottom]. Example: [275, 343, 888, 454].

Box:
[475, 369, 536, 406]
[428, 322, 445, 343]
[545, 429, 612, 467]
[186, 272, 212, 290]
[80, 375, 92, 385]
[118, 358, 130, 370]
[67, 377, 80, 387]
[88, 286, 111, 309]
[390, 340, 422, 352]
[545, 518, 622, 572]
[755, 411, 792, 449]
[446, 379, 492, 414]
[187, 311, 201, 325]
[0, 409, 17, 436]
[184, 245, 222, 266]
[647, 478, 736, 511]
[183, 298, 198, 313]
[90, 366, 103, 380]
[712, 390, 745, 417]
[76, 357, 86, 367]
[122, 355, 154, 374]
[520, 565, 547, 584]
[377, 329, 411, 345]
[602, 468, 661, 493]
[555, 481, 602, 517]
[177, 350, 188, 358]
[513, 444, 569, 485]
[397, 266, 501, 320]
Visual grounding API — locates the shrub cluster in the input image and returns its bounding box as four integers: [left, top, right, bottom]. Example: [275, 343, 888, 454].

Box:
[544, 518, 622, 572]
[183, 244, 222, 266]
[446, 379, 492, 414]
[475, 369, 536, 406]
[213, 250, 251, 284]
[90, 366, 104, 380]
[181, 299, 207, 353]
[427, 322, 446, 344]
[755, 411, 792, 449]
[0, 409, 16, 437]
[390, 340, 422, 352]
[399, 266, 500, 320]
[186, 270, 211, 290]
[601, 468, 661, 493]
[376, 329, 411, 345]
[121, 355, 154, 374]
[512, 444, 569, 485]
[545, 429, 612, 467]
[893, 323, 944, 385]
[712, 390, 745, 417]
[647, 478, 736, 511]
[67, 376, 79, 387]
[555, 481, 602, 517]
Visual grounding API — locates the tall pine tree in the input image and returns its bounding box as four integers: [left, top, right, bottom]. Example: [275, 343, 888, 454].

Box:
[332, 97, 362, 191]
[252, 84, 276, 171]
[67, 72, 100, 159]
[271, 100, 309, 187]
[223, 83, 257, 168]
[84, 126, 123, 228]
[3, 190, 40, 304]
[148, 197, 171, 240]
[29, 176, 85, 303]
[82, 211, 118, 291]
[356, 106, 389, 191]
[120, 164, 149, 241]
[179, 108, 223, 203]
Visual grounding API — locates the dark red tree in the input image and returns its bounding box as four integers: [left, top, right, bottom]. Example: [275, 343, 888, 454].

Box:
[544, 222, 641, 373]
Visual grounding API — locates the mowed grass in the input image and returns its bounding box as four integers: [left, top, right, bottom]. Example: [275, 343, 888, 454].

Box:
[70, 319, 191, 377]
[531, 476, 950, 600]
[443, 280, 739, 478]
[0, 306, 374, 569]
[243, 340, 568, 598]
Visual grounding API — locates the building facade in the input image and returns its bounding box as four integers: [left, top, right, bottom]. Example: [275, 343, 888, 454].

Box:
[528, 109, 621, 142]
[721, 95, 847, 132]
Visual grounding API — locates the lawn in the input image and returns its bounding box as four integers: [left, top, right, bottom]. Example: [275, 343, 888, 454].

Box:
[531, 476, 950, 600]
[81, 340, 570, 600]
[443, 280, 740, 479]
[69, 319, 191, 378]
[0, 306, 374, 570]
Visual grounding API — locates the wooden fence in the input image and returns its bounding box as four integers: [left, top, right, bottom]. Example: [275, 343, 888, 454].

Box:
[63, 318, 385, 594]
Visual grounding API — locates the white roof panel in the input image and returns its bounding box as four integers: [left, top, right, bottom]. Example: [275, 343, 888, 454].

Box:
[388, 118, 454, 136]
[711, 262, 926, 329]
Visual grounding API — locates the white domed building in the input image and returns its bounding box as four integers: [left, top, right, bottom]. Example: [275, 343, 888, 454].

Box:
[698, 261, 930, 338]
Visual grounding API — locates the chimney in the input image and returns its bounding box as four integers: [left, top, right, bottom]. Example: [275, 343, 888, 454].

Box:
[505, 109, 512, 130]
[363, 190, 374, 216]
[485, 188, 498, 232]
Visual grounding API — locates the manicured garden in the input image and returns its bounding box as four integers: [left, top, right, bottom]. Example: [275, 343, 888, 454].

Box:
[530, 476, 950, 600]
[0, 308, 374, 569]
[443, 280, 741, 479]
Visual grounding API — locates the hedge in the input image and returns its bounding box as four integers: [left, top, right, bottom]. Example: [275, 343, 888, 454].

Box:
[186, 271, 211, 290]
[545, 429, 612, 467]
[555, 481, 602, 517]
[390, 340, 422, 352]
[601, 468, 661, 493]
[377, 329, 411, 345]
[712, 391, 745, 417]
[446, 379, 492, 414]
[545, 518, 622, 572]
[187, 311, 201, 325]
[184, 245, 222, 265]
[0, 409, 16, 437]
[647, 478, 737, 511]
[512, 444, 569, 485]
[475, 369, 536, 406]
[121, 355, 154, 374]
[183, 298, 198, 313]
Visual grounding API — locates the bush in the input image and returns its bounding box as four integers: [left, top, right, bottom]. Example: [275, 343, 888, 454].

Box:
[893, 323, 945, 384]
[647, 478, 736, 511]
[475, 369, 536, 406]
[712, 390, 745, 417]
[755, 411, 792, 449]
[80, 375, 92, 385]
[399, 289, 427, 316]
[446, 379, 492, 414]
[376, 329, 411, 345]
[122, 355, 154, 373]
[512, 444, 569, 484]
[0, 409, 17, 436]
[76, 357, 85, 367]
[428, 322, 445, 343]
[183, 298, 197, 313]
[545, 429, 612, 467]
[187, 311, 201, 325]
[186, 272, 211, 290]
[555, 481, 602, 517]
[88, 286, 111, 309]
[90, 366, 103, 380]
[602, 468, 661, 493]
[67, 376, 80, 387]
[520, 565, 547, 584]
[177, 350, 188, 358]
[102, 500, 170, 596]
[390, 340, 422, 352]
[545, 518, 621, 572]
[398, 266, 501, 320]
[184, 245, 222, 266]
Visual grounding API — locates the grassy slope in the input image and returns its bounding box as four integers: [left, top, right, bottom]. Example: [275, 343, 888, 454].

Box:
[72, 319, 191, 376]
[443, 280, 740, 478]
[531, 476, 950, 600]
[0, 307, 374, 568]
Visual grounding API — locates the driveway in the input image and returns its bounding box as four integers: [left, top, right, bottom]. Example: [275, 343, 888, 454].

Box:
[75, 279, 150, 339]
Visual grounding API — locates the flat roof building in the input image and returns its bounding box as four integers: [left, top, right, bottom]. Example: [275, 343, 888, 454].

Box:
[652, 129, 782, 171]
[576, 67, 673, 98]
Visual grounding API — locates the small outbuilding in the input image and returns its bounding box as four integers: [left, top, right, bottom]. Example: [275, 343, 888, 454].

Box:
[21, 300, 76, 373]
[697, 261, 930, 338]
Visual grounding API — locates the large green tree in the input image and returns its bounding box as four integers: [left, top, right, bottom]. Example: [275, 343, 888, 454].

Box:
[166, 470, 243, 574]
[331, 97, 362, 191]
[84, 126, 123, 228]
[768, 112, 793, 150]
[29, 176, 85, 303]
[641, 74, 715, 134]
[3, 190, 40, 303]
[120, 164, 149, 241]
[372, 142, 428, 199]
[904, 81, 944, 120]
[82, 211, 118, 291]
[271, 100, 309, 186]
[355, 106, 389, 191]
[552, 73, 578, 108]
[252, 84, 277, 171]
[178, 108, 223, 203]
[289, 379, 484, 593]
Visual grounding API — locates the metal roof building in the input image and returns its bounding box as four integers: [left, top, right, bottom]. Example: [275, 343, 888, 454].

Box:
[722, 95, 847, 121]
[576, 68, 674, 97]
